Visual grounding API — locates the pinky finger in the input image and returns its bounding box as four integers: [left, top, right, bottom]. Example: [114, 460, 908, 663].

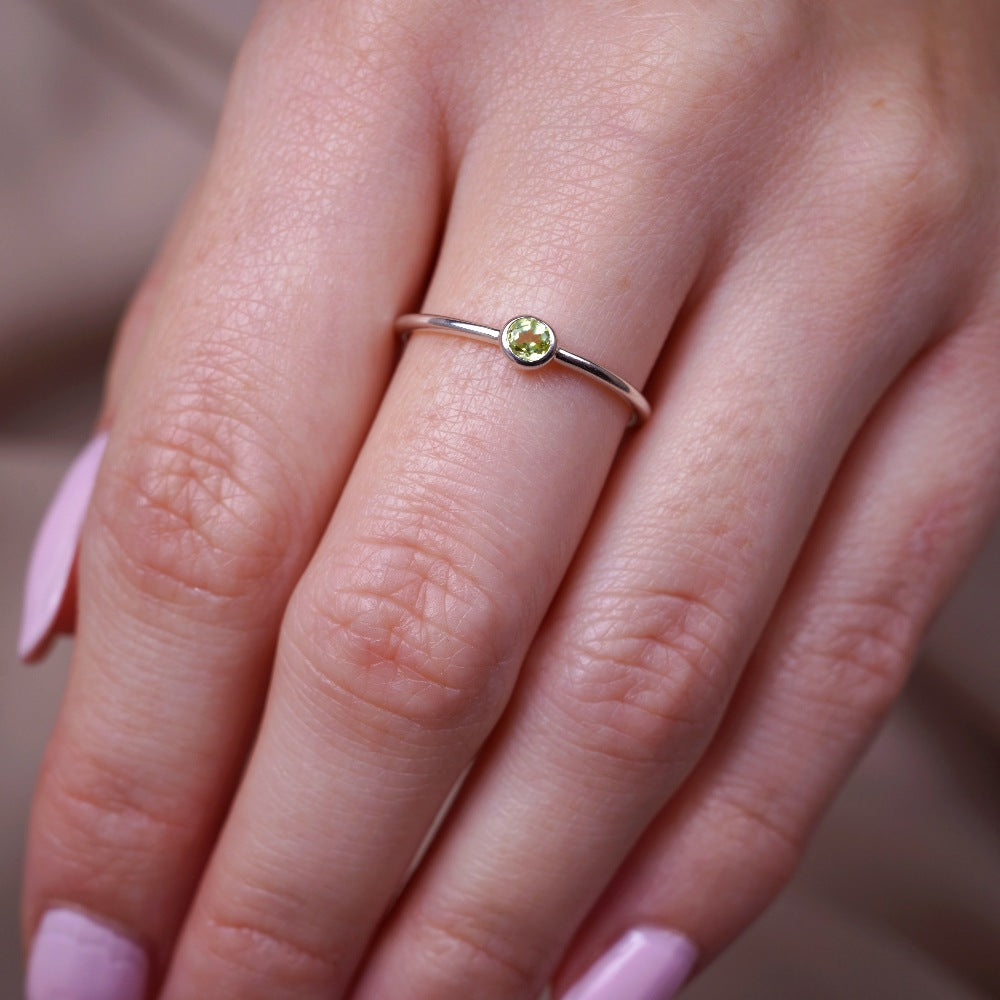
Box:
[551, 313, 1000, 1000]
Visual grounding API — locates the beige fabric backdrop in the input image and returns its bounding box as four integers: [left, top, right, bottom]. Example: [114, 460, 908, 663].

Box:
[2, 3, 998, 997]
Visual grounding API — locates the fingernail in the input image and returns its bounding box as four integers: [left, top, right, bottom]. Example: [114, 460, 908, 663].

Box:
[561, 926, 698, 1000]
[26, 908, 148, 1000]
[18, 433, 108, 662]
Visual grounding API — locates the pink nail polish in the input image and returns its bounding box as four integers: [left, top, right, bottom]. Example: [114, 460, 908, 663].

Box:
[18, 432, 108, 662]
[26, 908, 148, 1000]
[561, 926, 697, 1000]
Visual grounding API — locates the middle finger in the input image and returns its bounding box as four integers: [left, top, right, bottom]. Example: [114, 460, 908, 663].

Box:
[160, 76, 714, 999]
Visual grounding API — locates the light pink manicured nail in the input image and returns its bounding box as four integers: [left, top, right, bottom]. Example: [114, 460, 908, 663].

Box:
[561, 926, 698, 1000]
[18, 433, 108, 661]
[26, 908, 148, 1000]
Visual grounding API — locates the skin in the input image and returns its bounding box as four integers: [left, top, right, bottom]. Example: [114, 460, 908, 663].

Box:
[21, 0, 1000, 996]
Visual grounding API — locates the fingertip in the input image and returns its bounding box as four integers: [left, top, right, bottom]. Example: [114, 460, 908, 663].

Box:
[557, 926, 698, 1000]
[26, 907, 149, 1000]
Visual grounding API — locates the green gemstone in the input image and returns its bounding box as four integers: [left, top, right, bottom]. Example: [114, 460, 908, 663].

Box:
[504, 316, 553, 363]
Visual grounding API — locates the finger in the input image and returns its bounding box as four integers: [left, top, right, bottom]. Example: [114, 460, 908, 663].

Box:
[22, 6, 443, 999]
[100, 171, 207, 428]
[346, 147, 968, 1000]
[156, 49, 723, 1000]
[549, 312, 1000, 999]
[18, 175, 205, 659]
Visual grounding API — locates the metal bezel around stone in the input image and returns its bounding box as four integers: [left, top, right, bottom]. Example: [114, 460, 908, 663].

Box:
[500, 315, 558, 368]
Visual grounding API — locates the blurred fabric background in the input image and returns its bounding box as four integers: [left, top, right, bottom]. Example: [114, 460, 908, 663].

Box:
[2, 3, 998, 997]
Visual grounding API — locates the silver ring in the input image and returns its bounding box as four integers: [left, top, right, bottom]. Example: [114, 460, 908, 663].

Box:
[394, 314, 651, 427]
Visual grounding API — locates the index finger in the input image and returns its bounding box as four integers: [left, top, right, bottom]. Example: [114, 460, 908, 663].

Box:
[23, 5, 443, 998]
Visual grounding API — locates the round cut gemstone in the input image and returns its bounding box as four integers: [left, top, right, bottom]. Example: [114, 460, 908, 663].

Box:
[501, 316, 556, 366]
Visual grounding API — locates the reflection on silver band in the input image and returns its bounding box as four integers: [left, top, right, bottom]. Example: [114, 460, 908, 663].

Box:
[394, 313, 651, 427]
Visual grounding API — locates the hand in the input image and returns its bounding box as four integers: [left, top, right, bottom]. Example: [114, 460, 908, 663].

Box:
[20, 2, 1000, 998]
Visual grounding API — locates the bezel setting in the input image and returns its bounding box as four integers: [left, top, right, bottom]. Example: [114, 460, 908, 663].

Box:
[500, 315, 558, 367]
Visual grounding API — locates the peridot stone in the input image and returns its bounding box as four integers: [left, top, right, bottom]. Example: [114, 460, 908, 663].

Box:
[502, 316, 555, 366]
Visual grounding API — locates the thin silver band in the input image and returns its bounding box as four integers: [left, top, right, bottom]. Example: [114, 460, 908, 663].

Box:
[394, 314, 651, 426]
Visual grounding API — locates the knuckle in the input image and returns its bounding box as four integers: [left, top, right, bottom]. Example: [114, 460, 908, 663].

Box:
[702, 782, 804, 886]
[93, 397, 300, 609]
[40, 744, 196, 880]
[828, 76, 976, 244]
[792, 592, 917, 722]
[222, 0, 442, 236]
[243, 0, 431, 110]
[288, 514, 508, 734]
[554, 582, 733, 768]
[199, 903, 339, 992]
[869, 114, 970, 230]
[588, 0, 810, 138]
[691, 0, 815, 87]
[408, 905, 539, 996]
